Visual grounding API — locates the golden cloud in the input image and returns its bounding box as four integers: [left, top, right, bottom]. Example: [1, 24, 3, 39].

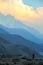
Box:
[0, 0, 43, 20]
[0, 0, 43, 33]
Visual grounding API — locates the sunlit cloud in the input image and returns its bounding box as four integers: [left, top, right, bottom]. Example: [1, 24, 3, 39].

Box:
[0, 0, 43, 33]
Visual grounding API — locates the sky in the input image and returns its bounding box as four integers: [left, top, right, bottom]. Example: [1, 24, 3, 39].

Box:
[23, 0, 43, 8]
[0, 0, 43, 34]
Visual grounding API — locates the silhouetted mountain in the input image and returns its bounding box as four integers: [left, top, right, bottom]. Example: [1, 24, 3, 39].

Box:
[0, 25, 43, 44]
[0, 37, 43, 59]
[0, 27, 43, 55]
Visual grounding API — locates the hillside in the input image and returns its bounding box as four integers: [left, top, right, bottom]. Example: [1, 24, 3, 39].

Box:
[0, 37, 43, 59]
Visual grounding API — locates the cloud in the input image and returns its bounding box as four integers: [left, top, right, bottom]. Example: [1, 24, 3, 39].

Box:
[0, 0, 43, 33]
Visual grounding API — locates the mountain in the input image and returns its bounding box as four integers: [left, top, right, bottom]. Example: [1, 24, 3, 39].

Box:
[3, 34, 43, 54]
[0, 14, 43, 40]
[0, 25, 43, 44]
[0, 27, 43, 55]
[0, 14, 43, 57]
[0, 37, 43, 59]
[6, 28, 43, 44]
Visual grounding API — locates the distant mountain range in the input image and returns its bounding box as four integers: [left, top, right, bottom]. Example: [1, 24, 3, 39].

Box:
[0, 14, 43, 58]
[0, 25, 43, 44]
[0, 14, 43, 41]
[0, 25, 43, 56]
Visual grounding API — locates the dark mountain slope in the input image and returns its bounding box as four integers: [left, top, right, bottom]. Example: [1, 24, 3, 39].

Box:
[0, 37, 43, 59]
[0, 33, 43, 55]
[0, 25, 43, 56]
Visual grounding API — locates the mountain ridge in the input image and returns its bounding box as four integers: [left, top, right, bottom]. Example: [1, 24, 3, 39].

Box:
[0, 13, 43, 40]
[0, 25, 43, 44]
[0, 37, 43, 59]
[0, 28, 43, 55]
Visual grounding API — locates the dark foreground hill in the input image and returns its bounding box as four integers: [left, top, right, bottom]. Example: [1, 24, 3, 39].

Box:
[0, 37, 43, 59]
[0, 33, 43, 55]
